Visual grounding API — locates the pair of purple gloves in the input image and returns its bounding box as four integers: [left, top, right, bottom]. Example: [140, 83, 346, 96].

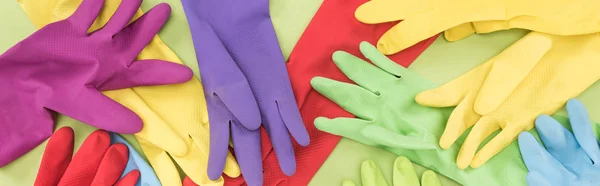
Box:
[181, 0, 310, 185]
[0, 0, 192, 167]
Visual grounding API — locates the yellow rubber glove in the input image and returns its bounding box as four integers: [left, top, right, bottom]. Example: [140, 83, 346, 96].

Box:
[416, 31, 600, 169]
[355, 0, 600, 55]
[17, 0, 240, 185]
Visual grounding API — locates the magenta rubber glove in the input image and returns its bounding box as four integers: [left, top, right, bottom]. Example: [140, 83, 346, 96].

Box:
[181, 0, 310, 185]
[0, 0, 193, 167]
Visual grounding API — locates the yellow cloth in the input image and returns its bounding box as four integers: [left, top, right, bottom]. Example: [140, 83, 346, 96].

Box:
[17, 0, 240, 185]
[354, 0, 600, 54]
[416, 31, 600, 169]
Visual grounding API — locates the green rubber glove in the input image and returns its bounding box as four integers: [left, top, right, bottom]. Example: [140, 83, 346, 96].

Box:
[342, 156, 441, 186]
[311, 42, 528, 186]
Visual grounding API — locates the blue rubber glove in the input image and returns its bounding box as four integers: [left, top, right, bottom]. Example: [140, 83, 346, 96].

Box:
[518, 99, 600, 186]
[110, 133, 161, 186]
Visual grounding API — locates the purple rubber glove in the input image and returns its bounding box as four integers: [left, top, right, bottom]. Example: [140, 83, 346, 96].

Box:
[0, 0, 193, 167]
[181, 0, 310, 185]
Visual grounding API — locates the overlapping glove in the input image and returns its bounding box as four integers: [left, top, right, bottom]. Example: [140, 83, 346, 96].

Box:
[518, 99, 600, 186]
[17, 0, 228, 184]
[110, 133, 160, 186]
[1, 0, 193, 168]
[34, 127, 139, 186]
[343, 157, 441, 186]
[224, 0, 436, 184]
[181, 0, 310, 185]
[416, 32, 600, 169]
[312, 42, 528, 186]
[354, 0, 600, 54]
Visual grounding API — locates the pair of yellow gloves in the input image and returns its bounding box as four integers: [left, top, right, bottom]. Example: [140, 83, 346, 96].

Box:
[18, 0, 236, 185]
[356, 0, 600, 169]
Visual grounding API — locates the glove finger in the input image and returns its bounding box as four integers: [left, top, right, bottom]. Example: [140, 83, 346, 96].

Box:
[59, 130, 111, 186]
[518, 132, 568, 177]
[310, 77, 378, 119]
[471, 124, 522, 168]
[277, 98, 310, 146]
[173, 143, 223, 186]
[355, 0, 427, 24]
[416, 55, 496, 107]
[114, 170, 140, 186]
[103, 89, 188, 157]
[110, 133, 161, 185]
[34, 127, 74, 186]
[207, 117, 233, 180]
[392, 156, 419, 186]
[359, 42, 412, 78]
[91, 144, 129, 185]
[421, 170, 441, 186]
[474, 33, 551, 115]
[213, 84, 262, 130]
[376, 10, 471, 55]
[314, 117, 378, 146]
[443, 23, 476, 42]
[456, 116, 499, 169]
[46, 88, 143, 134]
[360, 160, 388, 186]
[342, 180, 357, 186]
[566, 99, 600, 163]
[535, 115, 591, 168]
[331, 50, 395, 92]
[99, 59, 193, 91]
[262, 110, 297, 177]
[438, 91, 481, 149]
[361, 125, 437, 149]
[66, 0, 104, 34]
[113, 3, 170, 60]
[231, 123, 263, 185]
[137, 137, 182, 186]
[193, 23, 261, 130]
[526, 172, 552, 186]
[96, 0, 142, 36]
[190, 134, 240, 178]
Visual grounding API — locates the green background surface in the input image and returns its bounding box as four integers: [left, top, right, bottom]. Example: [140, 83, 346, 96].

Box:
[1, 0, 598, 185]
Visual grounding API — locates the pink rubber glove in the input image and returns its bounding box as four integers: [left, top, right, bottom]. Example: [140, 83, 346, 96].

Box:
[0, 0, 192, 167]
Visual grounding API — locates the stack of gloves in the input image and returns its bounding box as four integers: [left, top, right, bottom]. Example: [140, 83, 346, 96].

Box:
[1, 0, 600, 185]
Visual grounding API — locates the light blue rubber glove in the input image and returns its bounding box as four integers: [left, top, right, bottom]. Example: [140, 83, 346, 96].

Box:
[110, 133, 161, 186]
[518, 99, 600, 186]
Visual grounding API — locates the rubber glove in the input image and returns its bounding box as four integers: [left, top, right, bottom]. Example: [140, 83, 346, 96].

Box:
[518, 99, 600, 186]
[0, 0, 193, 168]
[17, 0, 230, 184]
[34, 127, 140, 186]
[416, 32, 600, 169]
[342, 157, 441, 186]
[110, 133, 161, 186]
[181, 0, 310, 184]
[223, 0, 437, 184]
[443, 16, 600, 42]
[312, 42, 528, 186]
[354, 0, 600, 54]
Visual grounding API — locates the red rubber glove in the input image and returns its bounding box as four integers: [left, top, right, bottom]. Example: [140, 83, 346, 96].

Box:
[183, 177, 198, 186]
[224, 0, 437, 185]
[34, 127, 140, 186]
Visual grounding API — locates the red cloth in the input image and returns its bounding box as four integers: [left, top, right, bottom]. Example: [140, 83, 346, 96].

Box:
[224, 0, 437, 185]
[34, 127, 139, 186]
